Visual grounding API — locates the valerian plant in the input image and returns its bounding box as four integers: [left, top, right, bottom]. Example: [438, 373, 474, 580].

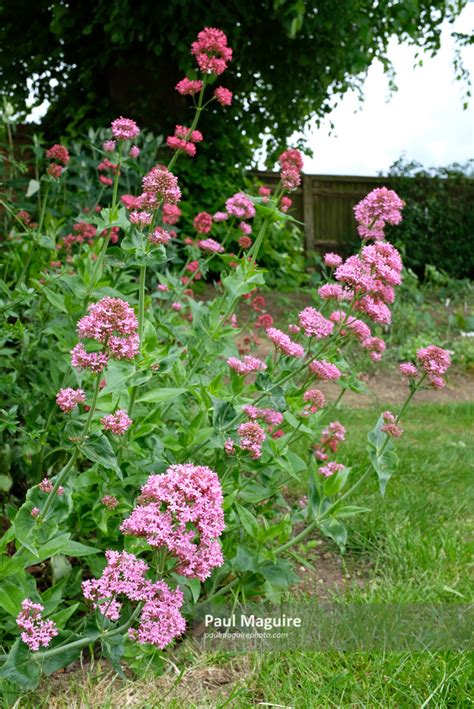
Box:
[0, 27, 452, 692]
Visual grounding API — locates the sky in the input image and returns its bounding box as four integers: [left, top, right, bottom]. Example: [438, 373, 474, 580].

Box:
[300, 2, 474, 175]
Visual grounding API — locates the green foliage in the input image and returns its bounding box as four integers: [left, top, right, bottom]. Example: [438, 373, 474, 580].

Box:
[0, 0, 468, 174]
[386, 158, 474, 279]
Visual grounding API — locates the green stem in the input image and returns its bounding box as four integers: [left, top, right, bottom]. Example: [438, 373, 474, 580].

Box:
[16, 183, 50, 288]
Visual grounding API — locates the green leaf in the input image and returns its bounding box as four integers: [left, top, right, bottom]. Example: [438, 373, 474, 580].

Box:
[235, 503, 260, 537]
[51, 603, 80, 628]
[79, 432, 121, 475]
[212, 398, 237, 430]
[369, 447, 399, 496]
[335, 505, 371, 518]
[137, 387, 186, 403]
[0, 639, 41, 690]
[231, 546, 259, 573]
[319, 518, 347, 552]
[43, 287, 68, 313]
[323, 466, 351, 497]
[0, 473, 13, 492]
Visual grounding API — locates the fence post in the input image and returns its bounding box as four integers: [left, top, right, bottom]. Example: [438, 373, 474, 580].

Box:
[302, 173, 315, 254]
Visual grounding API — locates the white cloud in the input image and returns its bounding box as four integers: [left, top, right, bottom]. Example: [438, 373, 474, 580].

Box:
[300, 3, 474, 175]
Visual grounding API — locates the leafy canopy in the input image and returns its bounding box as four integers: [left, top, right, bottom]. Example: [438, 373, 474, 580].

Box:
[0, 0, 468, 166]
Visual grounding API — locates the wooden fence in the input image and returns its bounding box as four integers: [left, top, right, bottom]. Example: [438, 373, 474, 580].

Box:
[254, 171, 397, 255]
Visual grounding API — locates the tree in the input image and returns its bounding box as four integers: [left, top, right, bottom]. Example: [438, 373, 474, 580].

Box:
[0, 0, 469, 170]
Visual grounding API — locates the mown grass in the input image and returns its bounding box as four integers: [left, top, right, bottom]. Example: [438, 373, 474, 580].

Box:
[19, 402, 473, 707]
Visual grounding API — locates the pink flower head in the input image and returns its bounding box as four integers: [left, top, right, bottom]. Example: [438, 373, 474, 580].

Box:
[259, 186, 271, 198]
[279, 148, 303, 191]
[162, 203, 182, 224]
[198, 238, 224, 253]
[255, 313, 273, 329]
[224, 438, 236, 455]
[39, 478, 64, 495]
[238, 421, 266, 459]
[102, 495, 118, 509]
[362, 336, 386, 362]
[129, 581, 186, 648]
[157, 283, 169, 292]
[77, 297, 138, 343]
[56, 387, 86, 413]
[280, 196, 292, 212]
[171, 302, 183, 311]
[149, 227, 172, 246]
[83, 550, 153, 621]
[103, 140, 116, 152]
[99, 175, 113, 186]
[142, 166, 181, 204]
[111, 117, 140, 141]
[227, 355, 267, 375]
[298, 307, 334, 339]
[71, 344, 109, 373]
[309, 359, 341, 381]
[226, 192, 256, 219]
[324, 252, 343, 268]
[321, 421, 346, 453]
[46, 144, 70, 165]
[266, 327, 304, 358]
[16, 599, 58, 652]
[239, 235, 252, 249]
[381, 411, 403, 437]
[354, 187, 404, 240]
[130, 210, 152, 226]
[101, 409, 132, 435]
[17, 210, 32, 225]
[303, 388, 325, 413]
[129, 145, 140, 158]
[319, 462, 345, 478]
[176, 77, 203, 95]
[191, 27, 233, 75]
[121, 194, 141, 210]
[121, 464, 225, 581]
[31, 507, 40, 518]
[193, 212, 213, 234]
[416, 345, 451, 388]
[356, 295, 392, 325]
[318, 284, 351, 301]
[47, 163, 63, 179]
[400, 362, 418, 378]
[242, 405, 283, 426]
[213, 211, 228, 222]
[214, 87, 233, 106]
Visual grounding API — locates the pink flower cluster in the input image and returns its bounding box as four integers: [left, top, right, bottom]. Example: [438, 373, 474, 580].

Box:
[82, 550, 185, 649]
[324, 252, 343, 268]
[199, 238, 224, 253]
[303, 388, 326, 414]
[111, 117, 140, 141]
[72, 297, 139, 373]
[227, 355, 267, 375]
[142, 165, 181, 204]
[214, 87, 233, 106]
[46, 143, 69, 179]
[400, 362, 418, 378]
[16, 599, 58, 652]
[416, 345, 451, 388]
[194, 212, 213, 234]
[298, 307, 334, 339]
[121, 464, 225, 581]
[319, 462, 345, 478]
[149, 227, 172, 246]
[237, 421, 266, 459]
[314, 421, 346, 461]
[278, 148, 303, 191]
[39, 478, 64, 495]
[56, 387, 86, 413]
[167, 125, 203, 157]
[381, 411, 403, 437]
[242, 405, 283, 426]
[191, 27, 232, 75]
[309, 359, 342, 381]
[176, 77, 203, 95]
[226, 192, 256, 219]
[266, 327, 304, 358]
[354, 187, 404, 240]
[101, 409, 132, 435]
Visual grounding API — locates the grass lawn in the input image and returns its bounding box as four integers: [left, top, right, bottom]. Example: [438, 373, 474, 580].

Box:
[20, 402, 473, 708]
